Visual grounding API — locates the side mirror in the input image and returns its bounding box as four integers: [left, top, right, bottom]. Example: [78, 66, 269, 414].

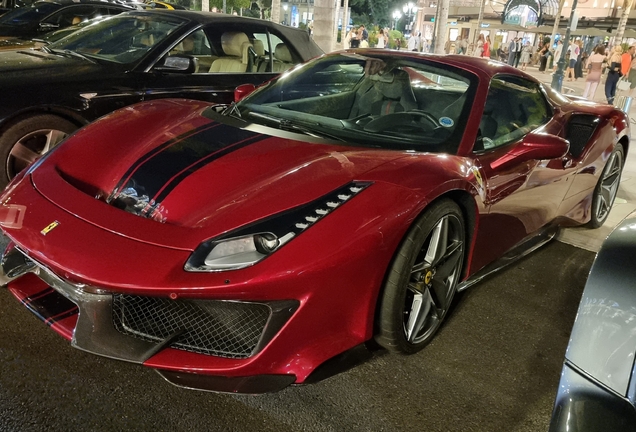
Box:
[234, 84, 256, 102]
[38, 22, 59, 32]
[491, 132, 570, 170]
[154, 56, 197, 73]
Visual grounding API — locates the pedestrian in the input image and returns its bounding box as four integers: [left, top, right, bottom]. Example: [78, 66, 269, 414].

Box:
[473, 34, 484, 57]
[605, 45, 623, 104]
[460, 37, 468, 54]
[582, 45, 605, 100]
[349, 27, 359, 48]
[520, 41, 532, 70]
[376, 29, 386, 48]
[621, 44, 635, 76]
[553, 40, 563, 72]
[508, 37, 517, 65]
[407, 31, 417, 51]
[629, 50, 636, 97]
[445, 39, 451, 54]
[514, 38, 522, 67]
[574, 40, 584, 79]
[538, 43, 550, 72]
[566, 39, 579, 81]
[483, 35, 491, 58]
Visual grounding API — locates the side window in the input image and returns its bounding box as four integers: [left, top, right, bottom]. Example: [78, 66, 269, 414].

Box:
[478, 76, 551, 151]
[252, 32, 297, 73]
[43, 5, 97, 26]
[168, 29, 213, 73]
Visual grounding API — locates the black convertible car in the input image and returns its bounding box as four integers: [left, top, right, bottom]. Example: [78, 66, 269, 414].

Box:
[0, 10, 322, 188]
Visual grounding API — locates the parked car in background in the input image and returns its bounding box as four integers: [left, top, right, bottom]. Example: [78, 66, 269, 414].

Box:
[550, 211, 636, 432]
[0, 0, 134, 39]
[0, 10, 322, 188]
[0, 52, 628, 393]
[0, 14, 103, 51]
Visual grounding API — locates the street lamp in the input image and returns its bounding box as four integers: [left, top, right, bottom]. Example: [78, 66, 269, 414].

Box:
[403, 2, 418, 34]
[392, 10, 402, 30]
[282, 3, 288, 25]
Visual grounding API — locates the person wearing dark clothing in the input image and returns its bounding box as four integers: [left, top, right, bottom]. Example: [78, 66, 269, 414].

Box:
[538, 45, 548, 72]
[514, 39, 522, 67]
[508, 38, 517, 65]
[605, 45, 623, 104]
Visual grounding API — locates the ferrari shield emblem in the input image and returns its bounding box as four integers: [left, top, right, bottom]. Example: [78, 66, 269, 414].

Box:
[40, 221, 60, 235]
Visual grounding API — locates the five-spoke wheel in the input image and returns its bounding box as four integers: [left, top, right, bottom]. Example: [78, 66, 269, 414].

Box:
[0, 114, 77, 189]
[588, 143, 624, 228]
[376, 199, 465, 353]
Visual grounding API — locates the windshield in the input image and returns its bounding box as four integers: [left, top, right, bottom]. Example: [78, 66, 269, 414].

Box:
[47, 13, 186, 64]
[0, 2, 58, 25]
[234, 53, 477, 152]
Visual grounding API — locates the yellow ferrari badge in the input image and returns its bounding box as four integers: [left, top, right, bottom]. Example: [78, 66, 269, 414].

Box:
[41, 221, 60, 235]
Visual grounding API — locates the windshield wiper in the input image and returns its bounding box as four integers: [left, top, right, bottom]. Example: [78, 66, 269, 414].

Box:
[49, 48, 96, 64]
[247, 112, 343, 142]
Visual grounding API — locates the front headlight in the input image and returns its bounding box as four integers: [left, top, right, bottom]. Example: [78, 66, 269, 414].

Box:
[185, 181, 371, 272]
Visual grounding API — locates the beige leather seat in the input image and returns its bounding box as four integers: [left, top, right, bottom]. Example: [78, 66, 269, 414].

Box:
[272, 43, 293, 72]
[251, 39, 267, 72]
[209, 32, 253, 73]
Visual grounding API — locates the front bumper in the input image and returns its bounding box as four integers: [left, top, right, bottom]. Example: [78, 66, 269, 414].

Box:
[1, 245, 299, 394]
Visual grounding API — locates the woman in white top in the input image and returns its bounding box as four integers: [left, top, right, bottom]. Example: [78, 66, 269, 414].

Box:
[377, 29, 386, 48]
[473, 34, 484, 57]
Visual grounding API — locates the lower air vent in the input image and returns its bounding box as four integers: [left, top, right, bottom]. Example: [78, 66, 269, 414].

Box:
[112, 295, 271, 359]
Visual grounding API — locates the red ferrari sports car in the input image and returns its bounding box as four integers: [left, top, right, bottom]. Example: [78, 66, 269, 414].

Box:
[0, 50, 628, 394]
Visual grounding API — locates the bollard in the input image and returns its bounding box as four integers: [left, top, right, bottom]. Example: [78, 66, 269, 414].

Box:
[614, 96, 633, 114]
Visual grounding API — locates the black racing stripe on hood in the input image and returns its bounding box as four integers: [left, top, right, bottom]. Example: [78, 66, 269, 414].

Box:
[111, 122, 221, 200]
[110, 123, 263, 217]
[21, 288, 78, 325]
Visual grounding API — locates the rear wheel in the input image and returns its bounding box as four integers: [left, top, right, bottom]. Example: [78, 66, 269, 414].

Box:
[375, 199, 465, 354]
[588, 143, 624, 228]
[0, 114, 77, 189]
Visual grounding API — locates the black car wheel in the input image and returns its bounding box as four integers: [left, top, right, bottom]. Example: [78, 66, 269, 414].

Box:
[588, 143, 624, 228]
[0, 115, 77, 189]
[375, 199, 465, 354]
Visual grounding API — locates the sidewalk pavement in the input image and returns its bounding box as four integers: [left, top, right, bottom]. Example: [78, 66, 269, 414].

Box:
[520, 64, 636, 252]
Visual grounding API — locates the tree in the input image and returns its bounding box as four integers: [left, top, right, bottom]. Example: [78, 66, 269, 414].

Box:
[209, 0, 251, 12]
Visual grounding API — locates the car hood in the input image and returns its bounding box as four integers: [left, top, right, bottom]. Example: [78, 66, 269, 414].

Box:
[0, 48, 103, 77]
[31, 100, 413, 248]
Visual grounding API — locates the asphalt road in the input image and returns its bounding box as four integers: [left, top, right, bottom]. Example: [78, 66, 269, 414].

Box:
[0, 240, 595, 432]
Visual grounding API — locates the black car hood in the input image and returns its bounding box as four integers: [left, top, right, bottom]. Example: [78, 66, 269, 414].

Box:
[0, 48, 107, 79]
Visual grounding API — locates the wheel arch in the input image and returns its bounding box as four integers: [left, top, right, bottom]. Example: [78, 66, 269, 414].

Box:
[371, 187, 479, 340]
[0, 106, 88, 134]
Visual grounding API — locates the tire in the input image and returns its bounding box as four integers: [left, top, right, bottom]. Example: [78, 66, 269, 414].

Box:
[588, 143, 624, 228]
[0, 114, 77, 189]
[375, 199, 466, 354]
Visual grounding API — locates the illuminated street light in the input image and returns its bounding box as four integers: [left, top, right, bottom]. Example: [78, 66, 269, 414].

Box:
[402, 2, 418, 33]
[392, 10, 402, 30]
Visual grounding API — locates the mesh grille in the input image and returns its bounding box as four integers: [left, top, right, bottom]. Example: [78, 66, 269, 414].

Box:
[567, 115, 599, 158]
[112, 295, 271, 359]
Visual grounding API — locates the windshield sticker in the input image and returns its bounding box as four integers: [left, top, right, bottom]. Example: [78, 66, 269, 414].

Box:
[439, 117, 454, 128]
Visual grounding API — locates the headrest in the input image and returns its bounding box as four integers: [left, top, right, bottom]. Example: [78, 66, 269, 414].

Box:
[374, 69, 411, 99]
[274, 43, 292, 63]
[251, 39, 265, 56]
[221, 32, 249, 57]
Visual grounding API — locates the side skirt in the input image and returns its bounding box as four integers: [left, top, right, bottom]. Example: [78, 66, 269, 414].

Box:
[457, 225, 559, 292]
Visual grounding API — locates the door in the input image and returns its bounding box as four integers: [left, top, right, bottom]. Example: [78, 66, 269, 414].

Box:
[469, 75, 573, 271]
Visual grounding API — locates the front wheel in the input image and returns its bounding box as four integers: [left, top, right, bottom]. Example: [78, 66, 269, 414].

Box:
[375, 199, 465, 354]
[0, 114, 77, 189]
[588, 143, 624, 228]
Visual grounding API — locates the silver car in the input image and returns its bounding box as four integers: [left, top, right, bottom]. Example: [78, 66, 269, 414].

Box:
[550, 211, 636, 432]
